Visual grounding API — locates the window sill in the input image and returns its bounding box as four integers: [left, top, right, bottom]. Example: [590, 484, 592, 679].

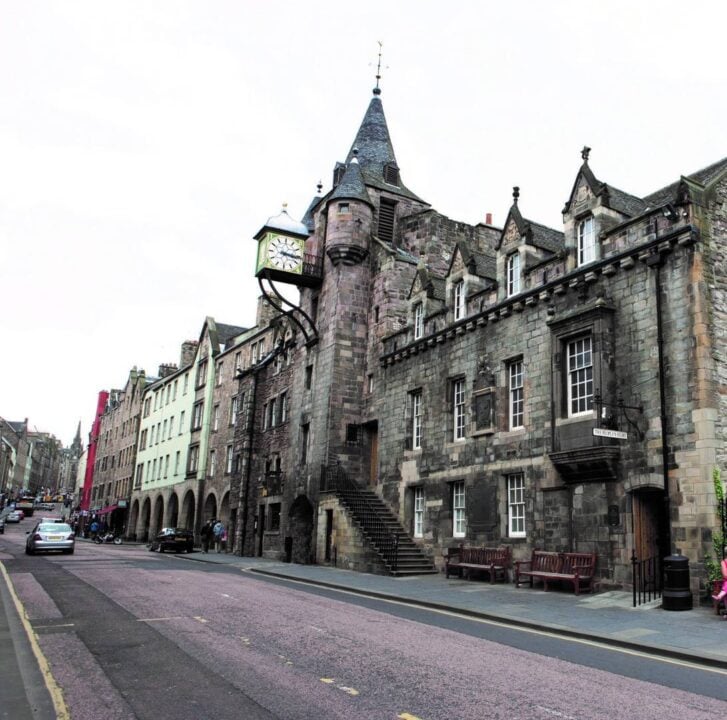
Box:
[556, 412, 595, 427]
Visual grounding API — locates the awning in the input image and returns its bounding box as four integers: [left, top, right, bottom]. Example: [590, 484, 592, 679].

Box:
[97, 504, 118, 515]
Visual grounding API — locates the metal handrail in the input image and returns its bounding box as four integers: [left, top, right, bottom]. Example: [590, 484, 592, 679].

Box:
[322, 464, 399, 573]
[631, 551, 662, 607]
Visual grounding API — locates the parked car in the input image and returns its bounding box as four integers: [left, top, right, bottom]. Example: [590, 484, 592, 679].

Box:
[148, 528, 194, 553]
[6, 511, 23, 523]
[25, 522, 75, 555]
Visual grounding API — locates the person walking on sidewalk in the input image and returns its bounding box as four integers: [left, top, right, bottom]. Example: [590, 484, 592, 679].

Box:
[213, 519, 224, 553]
[200, 519, 213, 553]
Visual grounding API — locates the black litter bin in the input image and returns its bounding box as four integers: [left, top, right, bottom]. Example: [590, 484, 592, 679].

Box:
[662, 554, 693, 611]
[284, 536, 293, 563]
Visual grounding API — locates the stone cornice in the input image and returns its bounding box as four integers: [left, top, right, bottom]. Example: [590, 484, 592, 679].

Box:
[380, 224, 698, 367]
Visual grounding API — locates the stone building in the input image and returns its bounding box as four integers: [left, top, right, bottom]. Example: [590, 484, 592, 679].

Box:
[232, 84, 726, 597]
[92, 368, 149, 533]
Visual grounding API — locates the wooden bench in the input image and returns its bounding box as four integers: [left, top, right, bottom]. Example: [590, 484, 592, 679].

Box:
[514, 550, 597, 595]
[445, 545, 511, 583]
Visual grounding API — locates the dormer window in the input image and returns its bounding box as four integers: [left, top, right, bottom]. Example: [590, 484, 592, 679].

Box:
[383, 163, 400, 186]
[333, 163, 345, 187]
[507, 252, 521, 297]
[454, 280, 466, 321]
[413, 302, 424, 340]
[577, 217, 596, 266]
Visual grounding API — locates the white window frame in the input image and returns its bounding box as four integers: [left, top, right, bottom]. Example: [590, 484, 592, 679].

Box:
[411, 390, 422, 449]
[509, 360, 524, 429]
[213, 404, 220, 431]
[567, 335, 593, 417]
[453, 481, 466, 538]
[226, 445, 234, 474]
[578, 217, 595, 266]
[413, 302, 424, 340]
[453, 378, 466, 441]
[508, 473, 526, 538]
[209, 449, 216, 478]
[507, 252, 521, 297]
[453, 280, 466, 321]
[413, 486, 424, 538]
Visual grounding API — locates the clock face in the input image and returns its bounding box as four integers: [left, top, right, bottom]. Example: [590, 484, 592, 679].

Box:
[267, 235, 303, 271]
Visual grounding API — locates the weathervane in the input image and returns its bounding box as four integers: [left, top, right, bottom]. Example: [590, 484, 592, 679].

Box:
[373, 41, 386, 95]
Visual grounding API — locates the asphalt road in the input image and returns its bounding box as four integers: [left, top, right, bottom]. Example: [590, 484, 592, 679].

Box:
[1, 520, 725, 720]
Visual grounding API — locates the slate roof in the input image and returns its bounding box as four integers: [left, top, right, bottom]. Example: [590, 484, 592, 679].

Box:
[603, 185, 647, 217]
[470, 250, 497, 280]
[528, 220, 565, 254]
[301, 194, 324, 233]
[329, 158, 372, 206]
[341, 93, 427, 204]
[643, 156, 727, 207]
[216, 322, 247, 349]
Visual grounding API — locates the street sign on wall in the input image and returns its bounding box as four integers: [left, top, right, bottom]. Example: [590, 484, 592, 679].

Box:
[593, 427, 628, 440]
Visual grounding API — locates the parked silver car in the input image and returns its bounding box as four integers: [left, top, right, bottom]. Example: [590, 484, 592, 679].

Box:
[25, 522, 75, 555]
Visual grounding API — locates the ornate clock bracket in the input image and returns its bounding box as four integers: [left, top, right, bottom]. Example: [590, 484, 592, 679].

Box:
[258, 271, 319, 347]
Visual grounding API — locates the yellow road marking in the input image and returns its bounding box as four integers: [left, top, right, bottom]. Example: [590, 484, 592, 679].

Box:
[193, 616, 208, 623]
[320, 677, 335, 684]
[0, 562, 70, 720]
[398, 714, 425, 720]
[246, 571, 727, 676]
[33, 623, 75, 629]
[339, 686, 359, 696]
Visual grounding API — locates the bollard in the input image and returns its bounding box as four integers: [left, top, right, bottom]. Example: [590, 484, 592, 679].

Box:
[661, 554, 693, 611]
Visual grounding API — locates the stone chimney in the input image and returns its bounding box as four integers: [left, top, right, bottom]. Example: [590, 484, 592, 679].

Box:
[180, 341, 198, 368]
[158, 363, 178, 378]
[255, 296, 278, 328]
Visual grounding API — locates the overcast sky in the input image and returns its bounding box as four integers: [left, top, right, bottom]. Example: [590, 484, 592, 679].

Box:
[1, 1, 725, 447]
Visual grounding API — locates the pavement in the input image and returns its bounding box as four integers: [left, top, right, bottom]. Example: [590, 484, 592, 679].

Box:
[1, 533, 725, 720]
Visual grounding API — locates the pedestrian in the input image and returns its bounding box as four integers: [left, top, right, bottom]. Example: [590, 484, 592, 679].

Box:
[90, 519, 99, 539]
[712, 550, 727, 611]
[221, 526, 228, 553]
[200, 519, 212, 553]
[213, 519, 224, 553]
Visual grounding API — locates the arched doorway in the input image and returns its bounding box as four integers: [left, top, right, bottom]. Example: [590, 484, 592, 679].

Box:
[219, 491, 230, 524]
[140, 498, 151, 542]
[167, 492, 179, 528]
[289, 495, 314, 564]
[128, 499, 140, 540]
[204, 493, 217, 523]
[181, 490, 195, 530]
[151, 495, 165, 537]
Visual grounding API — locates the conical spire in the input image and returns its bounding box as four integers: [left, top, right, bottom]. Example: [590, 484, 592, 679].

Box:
[336, 91, 426, 204]
[346, 94, 397, 170]
[330, 150, 372, 205]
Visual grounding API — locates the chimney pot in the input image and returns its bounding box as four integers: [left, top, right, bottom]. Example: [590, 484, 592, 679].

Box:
[485, 212, 493, 225]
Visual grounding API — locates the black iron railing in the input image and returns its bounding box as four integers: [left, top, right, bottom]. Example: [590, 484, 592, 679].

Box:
[303, 253, 323, 280]
[321, 463, 399, 573]
[632, 551, 662, 607]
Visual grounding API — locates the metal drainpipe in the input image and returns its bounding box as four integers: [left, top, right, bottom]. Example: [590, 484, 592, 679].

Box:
[646, 249, 673, 556]
[238, 370, 258, 556]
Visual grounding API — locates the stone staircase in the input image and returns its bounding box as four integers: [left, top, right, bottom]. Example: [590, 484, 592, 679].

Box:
[322, 464, 436, 576]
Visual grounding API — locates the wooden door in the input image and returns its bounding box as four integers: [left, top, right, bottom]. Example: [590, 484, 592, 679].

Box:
[368, 424, 379, 487]
[632, 491, 661, 560]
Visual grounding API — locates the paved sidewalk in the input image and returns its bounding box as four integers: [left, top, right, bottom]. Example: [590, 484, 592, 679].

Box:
[177, 551, 727, 667]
